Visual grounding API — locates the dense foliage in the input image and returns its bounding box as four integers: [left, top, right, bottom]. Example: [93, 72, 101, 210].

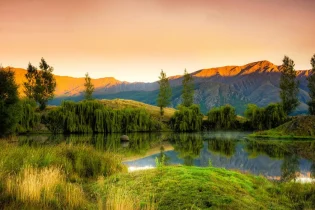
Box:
[43, 100, 161, 133]
[16, 99, 40, 133]
[207, 104, 237, 130]
[308, 54, 315, 115]
[171, 104, 203, 132]
[84, 72, 94, 100]
[0, 68, 21, 136]
[181, 69, 194, 107]
[23, 58, 56, 110]
[245, 103, 286, 130]
[157, 70, 172, 119]
[279, 56, 299, 115]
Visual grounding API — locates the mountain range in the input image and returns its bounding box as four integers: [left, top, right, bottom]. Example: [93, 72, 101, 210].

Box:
[7, 60, 312, 115]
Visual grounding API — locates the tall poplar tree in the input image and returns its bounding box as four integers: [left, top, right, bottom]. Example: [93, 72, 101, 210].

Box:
[34, 58, 57, 110]
[157, 70, 172, 119]
[307, 54, 315, 115]
[181, 69, 194, 107]
[279, 56, 299, 115]
[24, 63, 38, 99]
[84, 72, 94, 100]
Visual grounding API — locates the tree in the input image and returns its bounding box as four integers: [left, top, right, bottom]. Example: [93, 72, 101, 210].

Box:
[182, 69, 194, 107]
[24, 58, 56, 110]
[157, 70, 172, 119]
[34, 58, 56, 110]
[279, 56, 299, 115]
[0, 67, 22, 136]
[84, 72, 94, 100]
[307, 54, 315, 115]
[23, 63, 38, 99]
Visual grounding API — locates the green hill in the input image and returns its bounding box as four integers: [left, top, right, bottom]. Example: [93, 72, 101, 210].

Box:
[252, 116, 315, 139]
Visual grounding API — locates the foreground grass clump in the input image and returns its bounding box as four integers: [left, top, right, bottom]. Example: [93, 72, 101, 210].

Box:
[0, 142, 126, 209]
[95, 166, 315, 210]
[251, 116, 315, 139]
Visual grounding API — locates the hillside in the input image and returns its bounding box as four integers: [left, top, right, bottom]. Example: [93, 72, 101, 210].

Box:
[100, 99, 176, 121]
[7, 60, 311, 114]
[252, 116, 315, 138]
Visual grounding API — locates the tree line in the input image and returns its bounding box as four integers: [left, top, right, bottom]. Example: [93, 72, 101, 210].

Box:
[1, 54, 315, 136]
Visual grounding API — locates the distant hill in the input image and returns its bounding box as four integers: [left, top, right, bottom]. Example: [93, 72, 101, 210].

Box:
[6, 60, 311, 115]
[99, 99, 176, 121]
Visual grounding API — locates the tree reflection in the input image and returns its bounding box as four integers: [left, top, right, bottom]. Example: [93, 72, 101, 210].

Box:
[310, 163, 315, 178]
[245, 140, 286, 159]
[171, 133, 203, 166]
[207, 138, 236, 157]
[281, 153, 300, 182]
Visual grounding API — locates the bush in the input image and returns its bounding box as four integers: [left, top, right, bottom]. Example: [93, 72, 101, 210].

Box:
[170, 104, 203, 132]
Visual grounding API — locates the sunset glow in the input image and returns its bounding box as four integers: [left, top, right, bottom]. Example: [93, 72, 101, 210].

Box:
[1, 0, 315, 81]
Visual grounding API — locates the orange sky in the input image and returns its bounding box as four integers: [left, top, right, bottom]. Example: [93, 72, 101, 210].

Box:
[1, 0, 315, 82]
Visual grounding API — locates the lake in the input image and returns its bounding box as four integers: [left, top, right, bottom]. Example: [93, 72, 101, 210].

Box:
[14, 131, 315, 181]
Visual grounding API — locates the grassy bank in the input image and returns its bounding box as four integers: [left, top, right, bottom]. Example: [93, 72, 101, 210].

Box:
[250, 116, 315, 139]
[95, 166, 315, 210]
[1, 140, 315, 209]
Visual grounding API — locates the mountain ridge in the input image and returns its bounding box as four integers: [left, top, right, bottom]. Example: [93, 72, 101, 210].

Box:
[4, 60, 312, 114]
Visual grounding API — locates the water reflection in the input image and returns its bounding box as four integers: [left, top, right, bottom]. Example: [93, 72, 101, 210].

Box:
[15, 132, 315, 181]
[170, 133, 203, 166]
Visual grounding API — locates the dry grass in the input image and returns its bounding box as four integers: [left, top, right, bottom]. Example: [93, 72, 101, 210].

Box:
[96, 176, 156, 210]
[5, 166, 86, 209]
[100, 99, 176, 121]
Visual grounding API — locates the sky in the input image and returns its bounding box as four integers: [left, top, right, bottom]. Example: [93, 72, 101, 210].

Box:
[1, 0, 315, 82]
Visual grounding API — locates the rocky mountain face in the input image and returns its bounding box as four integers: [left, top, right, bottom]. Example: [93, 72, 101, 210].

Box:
[8, 60, 311, 114]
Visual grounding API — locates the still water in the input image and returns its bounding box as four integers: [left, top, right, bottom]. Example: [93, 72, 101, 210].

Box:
[16, 132, 315, 181]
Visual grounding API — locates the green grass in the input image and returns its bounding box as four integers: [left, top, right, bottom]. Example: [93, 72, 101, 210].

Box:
[94, 166, 315, 210]
[250, 116, 315, 139]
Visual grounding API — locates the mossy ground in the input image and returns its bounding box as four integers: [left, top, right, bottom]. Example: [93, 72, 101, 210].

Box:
[95, 166, 315, 210]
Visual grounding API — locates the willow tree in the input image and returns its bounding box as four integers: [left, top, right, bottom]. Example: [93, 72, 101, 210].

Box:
[181, 69, 194, 107]
[245, 103, 286, 130]
[0, 67, 21, 136]
[308, 54, 315, 115]
[157, 70, 172, 120]
[84, 72, 94, 100]
[171, 104, 203, 132]
[207, 105, 236, 130]
[279, 56, 299, 115]
[44, 100, 160, 133]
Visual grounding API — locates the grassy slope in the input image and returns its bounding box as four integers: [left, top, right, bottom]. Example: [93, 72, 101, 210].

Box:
[100, 99, 176, 121]
[95, 166, 315, 210]
[1, 140, 315, 209]
[251, 116, 315, 139]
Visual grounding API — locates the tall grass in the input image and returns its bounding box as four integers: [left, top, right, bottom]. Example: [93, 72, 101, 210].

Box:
[96, 176, 156, 210]
[0, 141, 127, 209]
[5, 166, 86, 208]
